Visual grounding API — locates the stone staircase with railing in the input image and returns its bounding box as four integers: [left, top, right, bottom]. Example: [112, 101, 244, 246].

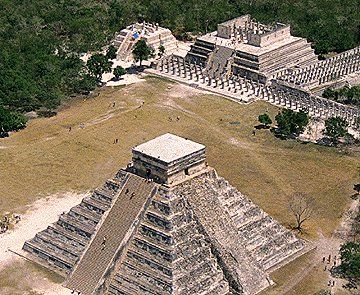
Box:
[65, 173, 157, 294]
[204, 46, 235, 79]
[107, 185, 229, 295]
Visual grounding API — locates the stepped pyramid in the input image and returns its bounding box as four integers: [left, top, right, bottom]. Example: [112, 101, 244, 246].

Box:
[23, 133, 305, 295]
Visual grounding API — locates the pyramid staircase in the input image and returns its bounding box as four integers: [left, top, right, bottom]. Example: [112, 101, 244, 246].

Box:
[204, 46, 235, 79]
[106, 184, 230, 295]
[66, 174, 157, 294]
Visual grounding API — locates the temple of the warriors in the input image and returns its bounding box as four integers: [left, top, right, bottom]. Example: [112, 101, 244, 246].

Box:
[185, 15, 317, 82]
[149, 15, 359, 125]
[23, 133, 306, 295]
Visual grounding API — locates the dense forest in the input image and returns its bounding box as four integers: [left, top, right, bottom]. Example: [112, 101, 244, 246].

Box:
[1, 0, 359, 133]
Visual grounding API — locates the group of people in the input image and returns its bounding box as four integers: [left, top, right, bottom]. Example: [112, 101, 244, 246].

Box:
[0, 214, 21, 234]
[322, 254, 339, 288]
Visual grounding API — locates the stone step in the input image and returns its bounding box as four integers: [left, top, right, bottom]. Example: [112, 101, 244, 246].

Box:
[24, 239, 76, 267]
[116, 269, 170, 295]
[122, 254, 172, 284]
[58, 214, 95, 237]
[71, 204, 102, 224]
[137, 223, 172, 246]
[36, 231, 81, 256]
[66, 174, 157, 295]
[82, 195, 109, 213]
[261, 239, 304, 270]
[48, 224, 89, 246]
[110, 274, 158, 295]
[127, 243, 172, 269]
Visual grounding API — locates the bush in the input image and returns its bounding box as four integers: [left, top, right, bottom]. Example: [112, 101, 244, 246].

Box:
[113, 66, 126, 80]
[322, 86, 360, 107]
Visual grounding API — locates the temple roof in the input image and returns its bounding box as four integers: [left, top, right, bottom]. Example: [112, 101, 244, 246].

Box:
[132, 133, 205, 163]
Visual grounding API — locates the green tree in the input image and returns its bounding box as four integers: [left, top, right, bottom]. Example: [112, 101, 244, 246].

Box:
[0, 106, 27, 133]
[275, 109, 309, 139]
[87, 54, 113, 83]
[106, 45, 117, 60]
[323, 117, 349, 144]
[113, 66, 126, 80]
[132, 39, 153, 66]
[158, 45, 165, 58]
[258, 113, 272, 128]
[322, 88, 337, 100]
[73, 74, 98, 94]
[339, 242, 360, 279]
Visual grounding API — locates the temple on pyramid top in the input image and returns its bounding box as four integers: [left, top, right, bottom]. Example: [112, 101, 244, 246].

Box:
[22, 133, 308, 295]
[132, 133, 206, 185]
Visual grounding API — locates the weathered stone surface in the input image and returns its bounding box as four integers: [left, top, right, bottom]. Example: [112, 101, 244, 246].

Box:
[23, 134, 306, 295]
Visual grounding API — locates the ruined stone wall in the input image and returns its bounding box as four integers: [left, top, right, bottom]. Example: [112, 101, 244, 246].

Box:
[217, 15, 250, 39]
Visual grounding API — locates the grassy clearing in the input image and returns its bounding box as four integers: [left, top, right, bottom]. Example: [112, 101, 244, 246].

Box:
[0, 76, 359, 293]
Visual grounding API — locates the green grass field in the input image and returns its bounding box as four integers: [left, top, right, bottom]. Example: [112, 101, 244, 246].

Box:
[0, 76, 359, 294]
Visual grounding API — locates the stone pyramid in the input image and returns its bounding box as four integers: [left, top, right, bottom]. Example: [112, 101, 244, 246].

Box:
[23, 133, 305, 295]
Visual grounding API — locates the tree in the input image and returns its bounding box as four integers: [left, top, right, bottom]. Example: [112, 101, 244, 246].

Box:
[113, 66, 126, 80]
[339, 242, 360, 279]
[288, 192, 315, 232]
[132, 39, 154, 66]
[73, 74, 98, 94]
[258, 113, 272, 128]
[87, 54, 113, 83]
[323, 117, 349, 144]
[158, 45, 165, 58]
[106, 45, 117, 60]
[275, 109, 309, 139]
[0, 106, 27, 133]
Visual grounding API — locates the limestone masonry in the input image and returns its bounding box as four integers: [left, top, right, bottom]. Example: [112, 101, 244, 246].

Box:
[113, 22, 177, 61]
[147, 15, 359, 125]
[23, 134, 306, 295]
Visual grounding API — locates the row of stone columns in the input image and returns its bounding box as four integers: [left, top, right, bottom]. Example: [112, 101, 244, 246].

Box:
[262, 86, 360, 125]
[156, 55, 359, 125]
[280, 47, 360, 86]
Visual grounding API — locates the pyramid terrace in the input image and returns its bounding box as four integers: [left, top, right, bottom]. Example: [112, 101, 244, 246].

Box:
[23, 134, 308, 295]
